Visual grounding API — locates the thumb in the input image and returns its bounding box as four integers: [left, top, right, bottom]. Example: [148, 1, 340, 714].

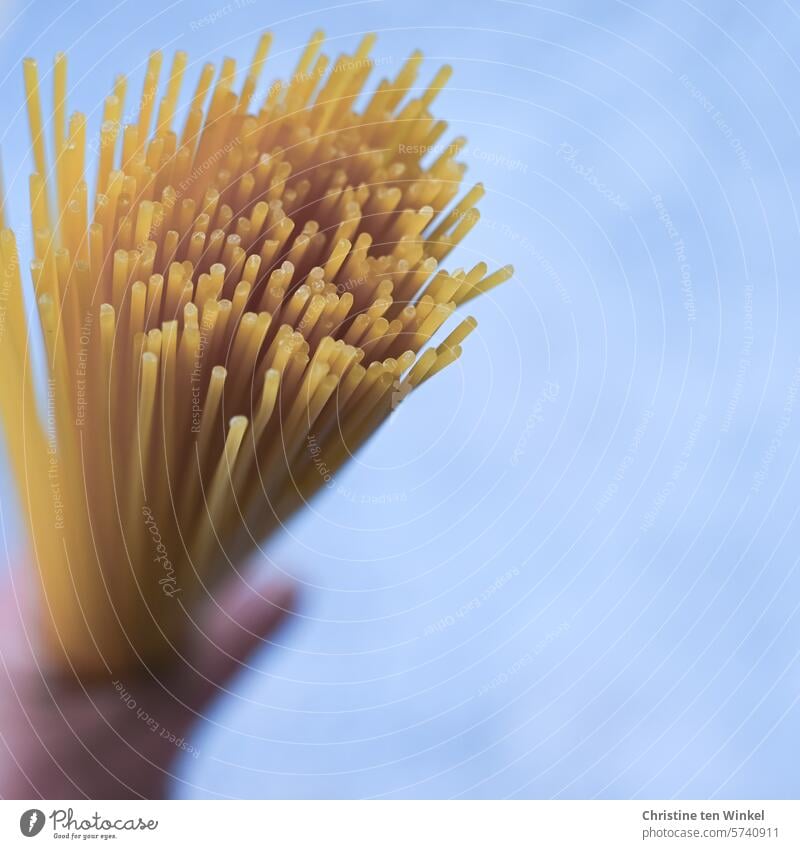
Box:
[182, 573, 295, 707]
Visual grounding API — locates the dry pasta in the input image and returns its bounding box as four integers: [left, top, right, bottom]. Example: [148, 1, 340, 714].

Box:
[0, 32, 514, 675]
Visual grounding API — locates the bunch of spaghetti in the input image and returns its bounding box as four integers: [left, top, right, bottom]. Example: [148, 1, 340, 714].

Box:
[0, 32, 513, 675]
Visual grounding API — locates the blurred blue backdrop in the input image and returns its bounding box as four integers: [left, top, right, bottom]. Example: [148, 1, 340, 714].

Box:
[1, 0, 799, 799]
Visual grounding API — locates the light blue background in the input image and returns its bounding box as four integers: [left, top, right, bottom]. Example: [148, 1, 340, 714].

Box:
[1, 0, 799, 798]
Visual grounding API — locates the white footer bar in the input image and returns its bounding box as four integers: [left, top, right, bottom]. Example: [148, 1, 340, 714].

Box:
[2, 800, 798, 847]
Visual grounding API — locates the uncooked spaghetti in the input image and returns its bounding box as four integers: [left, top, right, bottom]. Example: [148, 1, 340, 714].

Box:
[0, 32, 513, 675]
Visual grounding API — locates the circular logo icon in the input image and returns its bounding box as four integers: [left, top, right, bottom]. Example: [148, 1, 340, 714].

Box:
[19, 809, 45, 837]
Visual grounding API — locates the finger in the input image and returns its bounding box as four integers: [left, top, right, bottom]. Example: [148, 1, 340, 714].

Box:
[183, 574, 295, 706]
[0, 567, 44, 671]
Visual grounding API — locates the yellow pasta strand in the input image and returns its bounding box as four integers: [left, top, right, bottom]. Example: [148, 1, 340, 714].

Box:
[0, 32, 514, 675]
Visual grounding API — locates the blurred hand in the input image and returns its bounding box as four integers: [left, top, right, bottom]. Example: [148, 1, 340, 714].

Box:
[0, 567, 294, 799]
